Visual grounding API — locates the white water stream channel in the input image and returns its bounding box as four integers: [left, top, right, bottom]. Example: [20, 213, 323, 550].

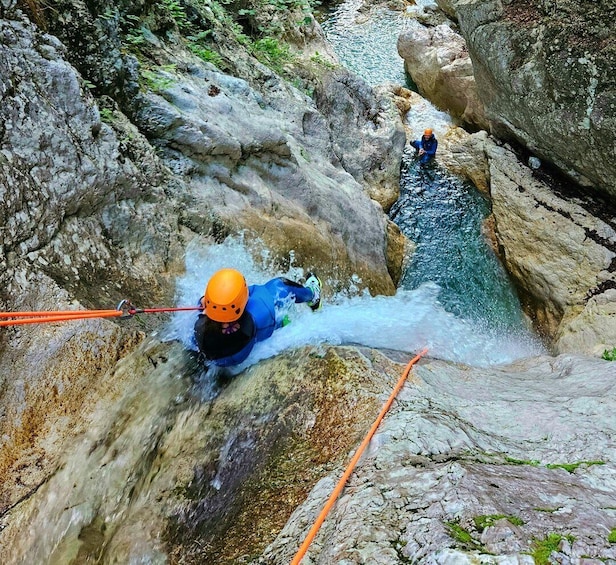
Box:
[169, 0, 545, 370]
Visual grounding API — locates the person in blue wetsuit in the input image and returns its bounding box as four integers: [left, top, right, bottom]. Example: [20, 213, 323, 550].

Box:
[194, 268, 322, 367]
[411, 128, 438, 164]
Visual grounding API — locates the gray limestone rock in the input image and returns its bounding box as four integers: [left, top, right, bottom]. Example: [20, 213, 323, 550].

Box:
[397, 19, 490, 131]
[450, 0, 616, 199]
[262, 355, 616, 564]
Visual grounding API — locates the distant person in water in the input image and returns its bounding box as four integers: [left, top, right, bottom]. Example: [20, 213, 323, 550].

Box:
[193, 268, 322, 367]
[411, 128, 438, 164]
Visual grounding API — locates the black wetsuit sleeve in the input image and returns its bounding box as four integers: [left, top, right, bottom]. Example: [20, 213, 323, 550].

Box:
[194, 313, 255, 361]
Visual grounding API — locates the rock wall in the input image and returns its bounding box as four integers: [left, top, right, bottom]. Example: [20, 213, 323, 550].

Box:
[487, 142, 616, 354]
[397, 0, 616, 354]
[263, 354, 616, 564]
[446, 0, 616, 200]
[397, 19, 489, 131]
[437, 130, 616, 355]
[3, 343, 614, 564]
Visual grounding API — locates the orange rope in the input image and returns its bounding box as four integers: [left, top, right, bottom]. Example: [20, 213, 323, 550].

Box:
[0, 306, 202, 327]
[0, 310, 124, 327]
[290, 347, 428, 565]
[0, 309, 121, 318]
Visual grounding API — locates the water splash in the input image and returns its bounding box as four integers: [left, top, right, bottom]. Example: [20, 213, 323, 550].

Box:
[165, 238, 545, 374]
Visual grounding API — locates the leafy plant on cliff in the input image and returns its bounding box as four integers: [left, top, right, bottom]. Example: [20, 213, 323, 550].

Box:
[528, 533, 575, 565]
[160, 0, 189, 28]
[251, 37, 294, 74]
[609, 528, 616, 543]
[99, 108, 114, 123]
[601, 347, 616, 361]
[187, 31, 223, 67]
[141, 66, 177, 93]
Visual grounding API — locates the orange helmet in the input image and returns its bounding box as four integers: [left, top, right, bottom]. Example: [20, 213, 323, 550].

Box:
[204, 269, 249, 322]
[424, 128, 433, 136]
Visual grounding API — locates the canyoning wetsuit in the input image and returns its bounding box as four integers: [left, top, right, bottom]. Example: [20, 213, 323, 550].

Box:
[193, 278, 315, 367]
[411, 134, 438, 164]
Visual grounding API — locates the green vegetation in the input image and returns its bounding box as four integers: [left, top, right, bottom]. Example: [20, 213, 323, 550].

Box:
[546, 461, 605, 473]
[310, 51, 336, 69]
[529, 533, 575, 565]
[473, 514, 524, 532]
[504, 457, 604, 473]
[160, 0, 189, 28]
[609, 528, 616, 543]
[141, 66, 177, 93]
[602, 347, 616, 361]
[112, 0, 324, 87]
[445, 521, 482, 550]
[252, 37, 294, 73]
[99, 108, 114, 123]
[505, 456, 540, 466]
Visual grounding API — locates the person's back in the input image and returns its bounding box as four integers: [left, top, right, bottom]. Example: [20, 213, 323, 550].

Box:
[194, 270, 322, 367]
[194, 311, 254, 361]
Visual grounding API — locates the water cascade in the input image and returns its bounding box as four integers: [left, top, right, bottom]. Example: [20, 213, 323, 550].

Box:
[167, 1, 545, 372]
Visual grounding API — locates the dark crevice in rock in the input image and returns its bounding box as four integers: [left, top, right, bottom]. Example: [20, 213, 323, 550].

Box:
[0, 471, 50, 518]
[586, 279, 616, 300]
[509, 145, 616, 231]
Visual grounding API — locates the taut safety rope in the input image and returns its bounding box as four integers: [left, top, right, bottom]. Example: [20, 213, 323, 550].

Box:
[0, 301, 202, 327]
[290, 348, 428, 565]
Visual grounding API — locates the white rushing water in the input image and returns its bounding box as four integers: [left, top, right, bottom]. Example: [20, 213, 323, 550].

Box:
[165, 237, 546, 374]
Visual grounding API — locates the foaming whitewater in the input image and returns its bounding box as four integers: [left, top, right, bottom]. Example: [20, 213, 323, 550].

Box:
[165, 238, 545, 374]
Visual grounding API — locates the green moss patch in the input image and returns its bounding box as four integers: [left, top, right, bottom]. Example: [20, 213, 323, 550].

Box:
[445, 521, 483, 551]
[546, 461, 605, 473]
[473, 514, 524, 532]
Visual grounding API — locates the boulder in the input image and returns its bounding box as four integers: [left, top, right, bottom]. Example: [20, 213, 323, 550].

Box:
[450, 0, 616, 199]
[397, 20, 489, 130]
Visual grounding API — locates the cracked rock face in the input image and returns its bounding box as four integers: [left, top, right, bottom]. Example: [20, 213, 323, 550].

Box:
[261, 355, 616, 564]
[439, 131, 616, 354]
[397, 19, 490, 131]
[130, 62, 405, 294]
[485, 141, 616, 354]
[4, 345, 614, 565]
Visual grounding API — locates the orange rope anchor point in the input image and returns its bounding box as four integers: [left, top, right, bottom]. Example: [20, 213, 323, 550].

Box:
[290, 347, 429, 565]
